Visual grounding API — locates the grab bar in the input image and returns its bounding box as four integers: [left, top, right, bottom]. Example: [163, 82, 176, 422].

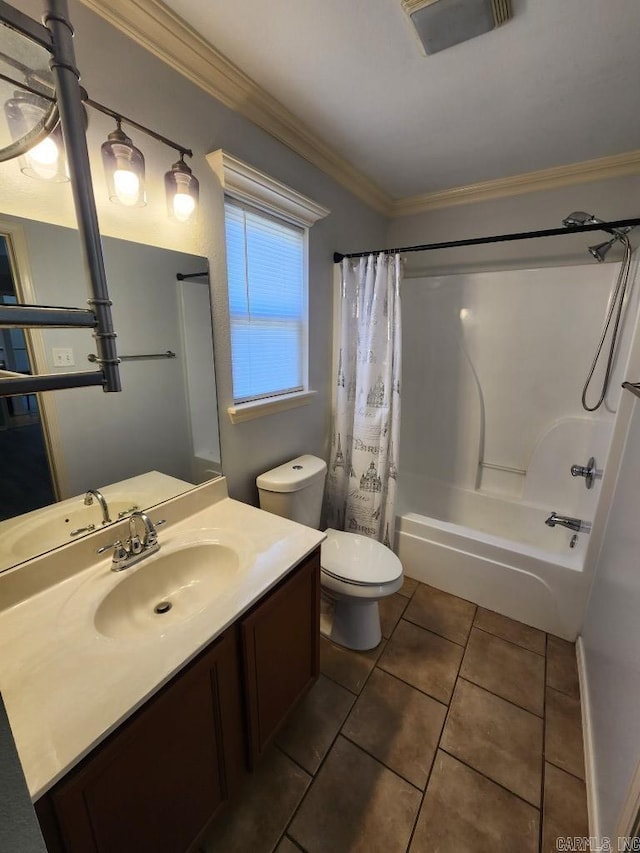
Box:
[479, 461, 527, 476]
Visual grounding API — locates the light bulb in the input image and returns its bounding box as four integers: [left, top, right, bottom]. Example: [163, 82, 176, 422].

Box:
[25, 136, 60, 180]
[172, 192, 196, 222]
[165, 157, 199, 223]
[102, 123, 146, 206]
[113, 168, 140, 207]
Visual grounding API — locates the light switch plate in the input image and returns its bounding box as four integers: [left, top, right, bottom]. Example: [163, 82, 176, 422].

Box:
[52, 347, 74, 367]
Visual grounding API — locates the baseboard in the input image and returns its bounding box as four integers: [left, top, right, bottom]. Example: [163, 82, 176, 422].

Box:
[576, 636, 599, 840]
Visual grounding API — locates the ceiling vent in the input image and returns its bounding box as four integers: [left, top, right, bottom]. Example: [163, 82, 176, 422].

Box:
[402, 0, 512, 55]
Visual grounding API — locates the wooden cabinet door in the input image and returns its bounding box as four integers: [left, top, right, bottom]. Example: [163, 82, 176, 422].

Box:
[241, 549, 320, 764]
[43, 629, 243, 853]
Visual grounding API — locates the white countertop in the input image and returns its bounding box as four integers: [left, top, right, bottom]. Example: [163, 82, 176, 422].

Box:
[0, 478, 324, 800]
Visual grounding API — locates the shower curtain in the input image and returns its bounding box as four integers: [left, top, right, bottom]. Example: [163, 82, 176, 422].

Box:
[325, 253, 402, 547]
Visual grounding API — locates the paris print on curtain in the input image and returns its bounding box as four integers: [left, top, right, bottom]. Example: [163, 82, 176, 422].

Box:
[326, 253, 402, 547]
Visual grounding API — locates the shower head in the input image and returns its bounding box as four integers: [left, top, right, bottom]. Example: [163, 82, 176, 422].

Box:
[563, 210, 635, 261]
[588, 239, 617, 263]
[562, 211, 602, 229]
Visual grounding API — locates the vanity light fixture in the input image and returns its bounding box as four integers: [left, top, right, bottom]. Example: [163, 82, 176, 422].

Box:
[2, 69, 198, 221]
[87, 98, 198, 221]
[164, 154, 199, 223]
[100, 118, 146, 207]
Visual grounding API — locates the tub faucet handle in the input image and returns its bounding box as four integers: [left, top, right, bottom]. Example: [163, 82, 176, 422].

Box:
[570, 457, 596, 489]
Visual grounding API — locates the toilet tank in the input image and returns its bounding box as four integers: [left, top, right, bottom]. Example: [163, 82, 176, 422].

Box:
[256, 455, 327, 529]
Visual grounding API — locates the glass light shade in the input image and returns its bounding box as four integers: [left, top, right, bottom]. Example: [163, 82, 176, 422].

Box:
[101, 124, 146, 207]
[4, 92, 68, 182]
[165, 158, 199, 223]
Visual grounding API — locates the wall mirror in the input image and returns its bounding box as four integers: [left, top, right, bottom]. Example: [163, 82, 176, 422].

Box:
[0, 214, 221, 573]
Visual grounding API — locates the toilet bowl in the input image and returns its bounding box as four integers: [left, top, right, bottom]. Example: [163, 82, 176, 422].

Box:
[256, 455, 403, 651]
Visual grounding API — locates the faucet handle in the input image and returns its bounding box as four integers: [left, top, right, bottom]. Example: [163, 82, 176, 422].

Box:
[111, 540, 129, 568]
[570, 457, 596, 489]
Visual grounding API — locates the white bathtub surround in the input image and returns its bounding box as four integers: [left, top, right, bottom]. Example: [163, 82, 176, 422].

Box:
[326, 253, 402, 547]
[400, 261, 640, 501]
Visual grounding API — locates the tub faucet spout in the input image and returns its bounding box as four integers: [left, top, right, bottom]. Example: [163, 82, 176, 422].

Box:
[545, 512, 585, 533]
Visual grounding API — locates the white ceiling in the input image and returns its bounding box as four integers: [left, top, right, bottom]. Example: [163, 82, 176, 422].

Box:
[162, 0, 640, 200]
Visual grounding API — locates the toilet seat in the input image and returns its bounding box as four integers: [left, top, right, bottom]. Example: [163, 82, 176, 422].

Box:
[320, 528, 402, 587]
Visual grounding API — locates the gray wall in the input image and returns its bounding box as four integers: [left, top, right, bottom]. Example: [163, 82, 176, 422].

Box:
[581, 402, 640, 838]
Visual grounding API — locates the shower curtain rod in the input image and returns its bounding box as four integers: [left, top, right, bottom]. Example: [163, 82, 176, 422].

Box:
[332, 218, 640, 263]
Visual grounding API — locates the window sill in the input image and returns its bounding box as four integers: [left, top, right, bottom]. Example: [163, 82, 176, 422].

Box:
[227, 390, 317, 424]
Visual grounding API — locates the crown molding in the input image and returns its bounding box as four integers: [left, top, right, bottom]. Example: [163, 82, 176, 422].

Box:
[78, 0, 392, 215]
[392, 150, 640, 217]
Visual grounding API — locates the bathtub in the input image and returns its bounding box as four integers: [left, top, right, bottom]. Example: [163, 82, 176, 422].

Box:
[394, 474, 589, 640]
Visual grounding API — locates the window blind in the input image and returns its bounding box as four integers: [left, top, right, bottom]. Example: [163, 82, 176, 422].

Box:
[224, 200, 306, 403]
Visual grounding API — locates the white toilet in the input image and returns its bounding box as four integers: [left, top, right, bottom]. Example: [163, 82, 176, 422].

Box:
[257, 454, 403, 651]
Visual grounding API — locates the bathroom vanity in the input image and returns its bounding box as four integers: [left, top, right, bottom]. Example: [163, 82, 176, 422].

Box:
[0, 478, 323, 853]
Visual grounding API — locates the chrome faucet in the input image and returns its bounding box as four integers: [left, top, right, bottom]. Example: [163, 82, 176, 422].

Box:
[545, 513, 589, 533]
[84, 488, 112, 524]
[97, 511, 164, 572]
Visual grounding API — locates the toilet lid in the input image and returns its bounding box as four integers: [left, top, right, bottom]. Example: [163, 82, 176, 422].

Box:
[320, 528, 402, 585]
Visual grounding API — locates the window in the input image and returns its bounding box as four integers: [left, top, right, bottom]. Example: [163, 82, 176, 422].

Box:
[208, 150, 329, 422]
[224, 200, 306, 403]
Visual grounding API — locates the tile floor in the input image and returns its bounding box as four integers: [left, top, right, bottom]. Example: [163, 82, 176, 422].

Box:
[201, 577, 589, 853]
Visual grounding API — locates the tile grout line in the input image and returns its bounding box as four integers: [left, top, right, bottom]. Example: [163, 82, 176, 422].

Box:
[404, 604, 476, 851]
[283, 633, 390, 845]
[368, 665, 449, 713]
[375, 660, 452, 707]
[544, 757, 587, 784]
[472, 622, 547, 657]
[279, 706, 354, 841]
[401, 613, 472, 648]
[380, 594, 410, 641]
[397, 579, 420, 601]
[544, 678, 581, 701]
[455, 671, 546, 719]
[273, 742, 315, 782]
[328, 604, 436, 848]
[458, 671, 545, 718]
[390, 667, 547, 727]
[270, 744, 313, 853]
[437, 745, 543, 812]
[339, 731, 424, 794]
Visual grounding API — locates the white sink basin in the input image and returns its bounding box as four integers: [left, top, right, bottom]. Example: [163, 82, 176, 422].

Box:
[94, 534, 248, 640]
